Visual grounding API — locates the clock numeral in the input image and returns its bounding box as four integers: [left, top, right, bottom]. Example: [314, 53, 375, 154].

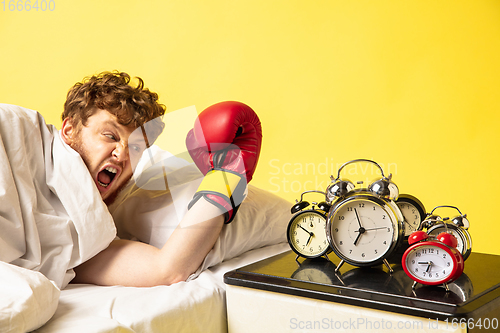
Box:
[447, 262, 451, 267]
[347, 207, 353, 212]
[335, 228, 339, 232]
[374, 249, 378, 254]
[310, 247, 313, 252]
[349, 249, 352, 254]
[382, 215, 386, 219]
[339, 215, 345, 220]
[339, 241, 343, 245]
[361, 253, 365, 258]
[359, 203, 365, 208]
[415, 268, 419, 272]
[387, 228, 391, 232]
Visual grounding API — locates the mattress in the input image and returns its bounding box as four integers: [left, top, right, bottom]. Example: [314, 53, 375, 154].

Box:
[35, 243, 289, 333]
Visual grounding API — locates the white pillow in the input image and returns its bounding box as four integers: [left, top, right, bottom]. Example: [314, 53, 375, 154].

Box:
[0, 262, 60, 332]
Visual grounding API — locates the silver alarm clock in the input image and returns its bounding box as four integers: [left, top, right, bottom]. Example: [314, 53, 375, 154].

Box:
[325, 159, 404, 273]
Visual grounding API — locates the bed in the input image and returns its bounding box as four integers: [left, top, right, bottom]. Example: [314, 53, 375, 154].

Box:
[35, 243, 289, 333]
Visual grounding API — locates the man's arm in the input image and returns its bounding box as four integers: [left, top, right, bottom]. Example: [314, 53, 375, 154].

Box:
[72, 198, 224, 287]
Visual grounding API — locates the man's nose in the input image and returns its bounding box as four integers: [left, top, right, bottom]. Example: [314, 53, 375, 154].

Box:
[112, 142, 129, 162]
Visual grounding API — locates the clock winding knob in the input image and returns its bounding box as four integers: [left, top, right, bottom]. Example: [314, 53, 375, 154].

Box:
[452, 214, 469, 229]
[437, 232, 458, 249]
[408, 231, 429, 245]
[326, 179, 354, 202]
[368, 174, 399, 200]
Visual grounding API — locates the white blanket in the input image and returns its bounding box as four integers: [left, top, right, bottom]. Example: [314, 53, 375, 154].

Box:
[0, 104, 116, 289]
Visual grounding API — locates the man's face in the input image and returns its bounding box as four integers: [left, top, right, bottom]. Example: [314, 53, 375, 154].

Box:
[61, 109, 147, 205]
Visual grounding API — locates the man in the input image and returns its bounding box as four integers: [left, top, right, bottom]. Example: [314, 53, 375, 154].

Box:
[0, 71, 261, 288]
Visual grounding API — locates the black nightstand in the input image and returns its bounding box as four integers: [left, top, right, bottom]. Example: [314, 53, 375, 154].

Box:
[224, 251, 500, 332]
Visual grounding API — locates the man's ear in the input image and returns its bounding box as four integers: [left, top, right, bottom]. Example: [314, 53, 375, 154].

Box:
[61, 117, 77, 145]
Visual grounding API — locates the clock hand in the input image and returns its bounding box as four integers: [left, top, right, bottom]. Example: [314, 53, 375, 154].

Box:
[354, 208, 363, 228]
[353, 208, 366, 246]
[298, 224, 311, 235]
[405, 220, 415, 229]
[417, 261, 433, 273]
[353, 227, 366, 245]
[355, 226, 388, 232]
[306, 232, 314, 246]
[353, 231, 362, 246]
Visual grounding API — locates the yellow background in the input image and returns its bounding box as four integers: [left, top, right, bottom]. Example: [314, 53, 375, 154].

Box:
[1, 0, 499, 255]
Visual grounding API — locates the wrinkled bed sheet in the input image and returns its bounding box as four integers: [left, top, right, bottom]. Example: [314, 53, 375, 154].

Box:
[35, 243, 289, 333]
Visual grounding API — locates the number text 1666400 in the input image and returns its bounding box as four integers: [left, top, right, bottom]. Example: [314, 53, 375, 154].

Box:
[2, 0, 55, 11]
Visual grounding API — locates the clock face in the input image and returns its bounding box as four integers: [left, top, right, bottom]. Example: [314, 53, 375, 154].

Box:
[287, 211, 330, 258]
[327, 197, 398, 265]
[402, 242, 462, 285]
[427, 225, 471, 260]
[396, 195, 425, 237]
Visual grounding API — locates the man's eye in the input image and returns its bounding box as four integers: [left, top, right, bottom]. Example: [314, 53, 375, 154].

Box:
[104, 134, 116, 140]
[130, 145, 144, 153]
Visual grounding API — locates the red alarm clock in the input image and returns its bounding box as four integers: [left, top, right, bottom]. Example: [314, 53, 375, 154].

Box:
[402, 230, 464, 291]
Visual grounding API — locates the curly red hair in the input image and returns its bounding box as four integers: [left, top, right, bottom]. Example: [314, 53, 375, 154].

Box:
[62, 71, 166, 139]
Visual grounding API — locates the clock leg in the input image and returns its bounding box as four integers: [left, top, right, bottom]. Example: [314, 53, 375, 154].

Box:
[323, 253, 330, 261]
[335, 273, 346, 286]
[383, 259, 394, 274]
[411, 281, 418, 290]
[443, 283, 450, 292]
[335, 260, 345, 273]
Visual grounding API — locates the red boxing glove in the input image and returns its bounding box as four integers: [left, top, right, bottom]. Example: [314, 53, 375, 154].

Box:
[186, 101, 262, 223]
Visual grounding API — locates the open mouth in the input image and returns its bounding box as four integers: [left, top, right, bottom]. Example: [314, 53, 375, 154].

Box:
[97, 166, 120, 190]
